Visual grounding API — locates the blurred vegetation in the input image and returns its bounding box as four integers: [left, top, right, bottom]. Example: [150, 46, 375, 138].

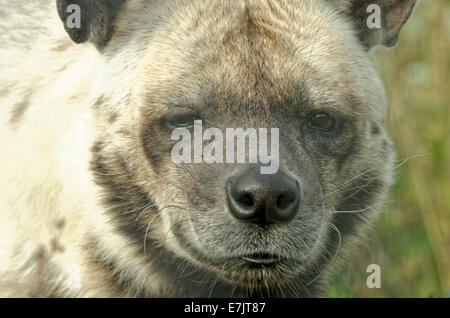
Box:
[327, 0, 450, 298]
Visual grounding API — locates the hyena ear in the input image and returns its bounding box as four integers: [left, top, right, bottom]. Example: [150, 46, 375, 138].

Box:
[346, 0, 418, 49]
[56, 0, 127, 49]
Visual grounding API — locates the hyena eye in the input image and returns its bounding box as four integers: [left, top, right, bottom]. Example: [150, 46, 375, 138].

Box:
[163, 112, 200, 128]
[308, 113, 336, 131]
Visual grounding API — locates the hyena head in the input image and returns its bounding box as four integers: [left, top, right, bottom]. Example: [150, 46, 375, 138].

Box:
[57, 0, 417, 297]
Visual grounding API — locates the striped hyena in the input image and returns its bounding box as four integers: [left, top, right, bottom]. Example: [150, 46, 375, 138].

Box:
[0, 0, 417, 297]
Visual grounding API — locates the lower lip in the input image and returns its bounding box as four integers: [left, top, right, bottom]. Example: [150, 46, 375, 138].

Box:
[240, 254, 281, 265]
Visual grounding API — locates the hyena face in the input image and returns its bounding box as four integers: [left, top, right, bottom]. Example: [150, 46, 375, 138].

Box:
[57, 0, 417, 296]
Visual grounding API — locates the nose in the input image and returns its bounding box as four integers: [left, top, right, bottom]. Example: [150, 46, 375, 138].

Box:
[226, 168, 301, 225]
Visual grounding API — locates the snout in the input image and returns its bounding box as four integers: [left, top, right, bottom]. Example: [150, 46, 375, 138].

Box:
[226, 168, 301, 225]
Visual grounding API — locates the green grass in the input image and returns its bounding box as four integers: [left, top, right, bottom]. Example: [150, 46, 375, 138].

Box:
[327, 0, 450, 298]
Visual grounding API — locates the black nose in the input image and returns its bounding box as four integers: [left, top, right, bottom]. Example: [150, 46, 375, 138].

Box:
[226, 168, 301, 225]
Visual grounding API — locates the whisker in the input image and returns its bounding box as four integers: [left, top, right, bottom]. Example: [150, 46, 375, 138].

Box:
[143, 216, 156, 257]
[332, 200, 393, 214]
[142, 204, 189, 256]
[306, 221, 341, 287]
[393, 152, 431, 170]
[120, 202, 158, 216]
[326, 152, 431, 198]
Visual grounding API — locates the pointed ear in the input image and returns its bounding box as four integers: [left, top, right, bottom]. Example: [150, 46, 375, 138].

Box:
[56, 0, 127, 49]
[347, 0, 418, 49]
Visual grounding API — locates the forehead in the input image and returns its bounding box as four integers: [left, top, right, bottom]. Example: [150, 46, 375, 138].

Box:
[128, 0, 382, 119]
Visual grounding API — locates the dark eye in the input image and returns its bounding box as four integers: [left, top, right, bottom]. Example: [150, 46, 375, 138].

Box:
[308, 113, 336, 131]
[163, 113, 200, 128]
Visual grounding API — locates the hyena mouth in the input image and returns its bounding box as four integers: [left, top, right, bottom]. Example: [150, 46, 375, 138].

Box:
[212, 255, 301, 291]
[240, 253, 282, 266]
